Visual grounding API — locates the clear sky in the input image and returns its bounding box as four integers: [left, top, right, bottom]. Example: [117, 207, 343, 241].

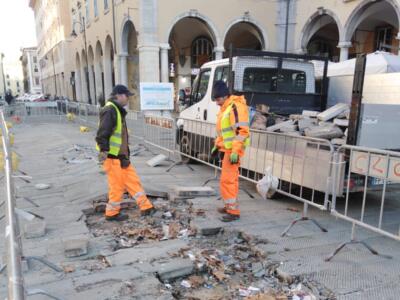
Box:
[0, 0, 37, 77]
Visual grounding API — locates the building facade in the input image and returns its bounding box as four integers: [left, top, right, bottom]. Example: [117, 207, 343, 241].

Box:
[20, 47, 42, 94]
[29, 0, 73, 98]
[30, 0, 400, 108]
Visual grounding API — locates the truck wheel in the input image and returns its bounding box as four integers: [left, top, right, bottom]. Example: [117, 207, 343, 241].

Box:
[179, 135, 193, 164]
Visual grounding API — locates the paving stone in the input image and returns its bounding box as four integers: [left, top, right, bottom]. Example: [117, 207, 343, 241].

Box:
[24, 220, 46, 239]
[191, 218, 222, 236]
[63, 236, 89, 258]
[107, 240, 188, 266]
[172, 186, 215, 198]
[302, 110, 319, 117]
[146, 154, 168, 167]
[317, 103, 349, 121]
[154, 258, 194, 282]
[267, 120, 295, 132]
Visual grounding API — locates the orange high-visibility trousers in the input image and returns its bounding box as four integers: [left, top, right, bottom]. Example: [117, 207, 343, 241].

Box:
[103, 158, 153, 217]
[220, 151, 240, 216]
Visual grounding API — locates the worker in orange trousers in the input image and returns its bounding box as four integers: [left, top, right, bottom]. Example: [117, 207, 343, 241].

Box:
[211, 80, 250, 222]
[96, 85, 155, 221]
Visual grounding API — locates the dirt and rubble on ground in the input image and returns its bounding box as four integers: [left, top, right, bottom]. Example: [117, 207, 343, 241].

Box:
[82, 192, 335, 300]
[250, 103, 350, 144]
[60, 144, 98, 164]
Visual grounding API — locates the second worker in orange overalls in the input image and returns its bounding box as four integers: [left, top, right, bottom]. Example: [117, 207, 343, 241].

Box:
[211, 80, 250, 222]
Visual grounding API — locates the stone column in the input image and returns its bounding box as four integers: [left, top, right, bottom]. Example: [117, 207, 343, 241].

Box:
[338, 41, 352, 62]
[396, 32, 400, 55]
[138, 44, 160, 83]
[119, 53, 129, 86]
[214, 46, 225, 60]
[160, 43, 170, 83]
[103, 55, 113, 98]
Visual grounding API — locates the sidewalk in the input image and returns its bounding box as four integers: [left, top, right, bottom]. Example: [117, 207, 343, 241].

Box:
[1, 120, 400, 299]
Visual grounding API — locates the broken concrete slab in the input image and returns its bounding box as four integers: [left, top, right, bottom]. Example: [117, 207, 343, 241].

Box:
[266, 120, 294, 132]
[317, 103, 349, 121]
[143, 184, 169, 198]
[146, 154, 168, 167]
[304, 125, 343, 140]
[172, 186, 215, 198]
[154, 258, 194, 282]
[62, 236, 89, 258]
[333, 118, 349, 127]
[34, 183, 51, 190]
[107, 239, 188, 266]
[192, 218, 222, 236]
[279, 124, 298, 133]
[302, 110, 319, 117]
[298, 118, 317, 132]
[24, 220, 46, 239]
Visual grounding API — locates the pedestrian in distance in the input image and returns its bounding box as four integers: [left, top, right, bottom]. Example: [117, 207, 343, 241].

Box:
[210, 80, 250, 222]
[96, 84, 156, 221]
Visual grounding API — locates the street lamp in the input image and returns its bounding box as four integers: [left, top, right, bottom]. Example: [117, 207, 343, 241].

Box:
[71, 16, 92, 104]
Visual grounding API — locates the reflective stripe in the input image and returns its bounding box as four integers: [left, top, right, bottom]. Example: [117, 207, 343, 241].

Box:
[133, 191, 146, 200]
[113, 133, 122, 138]
[235, 135, 246, 142]
[110, 141, 121, 148]
[224, 137, 234, 142]
[222, 127, 233, 133]
[234, 122, 249, 128]
[224, 198, 237, 205]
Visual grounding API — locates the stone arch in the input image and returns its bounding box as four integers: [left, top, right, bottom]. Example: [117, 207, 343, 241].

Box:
[120, 18, 140, 109]
[104, 35, 115, 97]
[223, 15, 268, 50]
[88, 45, 96, 104]
[299, 9, 343, 52]
[94, 41, 105, 105]
[344, 0, 400, 41]
[75, 53, 82, 101]
[164, 10, 221, 47]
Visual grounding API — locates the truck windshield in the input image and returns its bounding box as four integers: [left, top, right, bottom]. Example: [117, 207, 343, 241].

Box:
[243, 68, 307, 93]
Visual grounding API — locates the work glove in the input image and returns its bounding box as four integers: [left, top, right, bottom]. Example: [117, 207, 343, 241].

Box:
[98, 151, 108, 164]
[230, 152, 239, 164]
[210, 146, 219, 160]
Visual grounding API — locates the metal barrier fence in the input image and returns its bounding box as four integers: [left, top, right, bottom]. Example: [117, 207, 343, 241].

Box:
[4, 101, 400, 262]
[326, 145, 400, 261]
[176, 117, 336, 236]
[0, 106, 64, 300]
[0, 110, 25, 300]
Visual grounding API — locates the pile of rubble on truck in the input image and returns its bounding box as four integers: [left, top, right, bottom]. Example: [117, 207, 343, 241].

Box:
[251, 103, 349, 145]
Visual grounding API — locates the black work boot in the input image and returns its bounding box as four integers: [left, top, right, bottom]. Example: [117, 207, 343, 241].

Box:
[106, 213, 129, 222]
[141, 207, 156, 217]
[217, 207, 227, 214]
[220, 213, 240, 222]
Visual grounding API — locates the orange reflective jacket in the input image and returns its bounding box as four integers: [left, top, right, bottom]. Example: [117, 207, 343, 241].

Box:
[215, 95, 250, 156]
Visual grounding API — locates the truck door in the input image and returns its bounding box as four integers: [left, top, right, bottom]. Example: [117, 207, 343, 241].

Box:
[181, 68, 211, 120]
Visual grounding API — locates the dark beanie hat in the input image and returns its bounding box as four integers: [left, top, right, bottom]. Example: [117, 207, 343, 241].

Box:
[212, 80, 229, 100]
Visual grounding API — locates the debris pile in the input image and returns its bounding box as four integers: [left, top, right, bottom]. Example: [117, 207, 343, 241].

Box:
[165, 230, 335, 300]
[251, 103, 350, 145]
[83, 192, 335, 299]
